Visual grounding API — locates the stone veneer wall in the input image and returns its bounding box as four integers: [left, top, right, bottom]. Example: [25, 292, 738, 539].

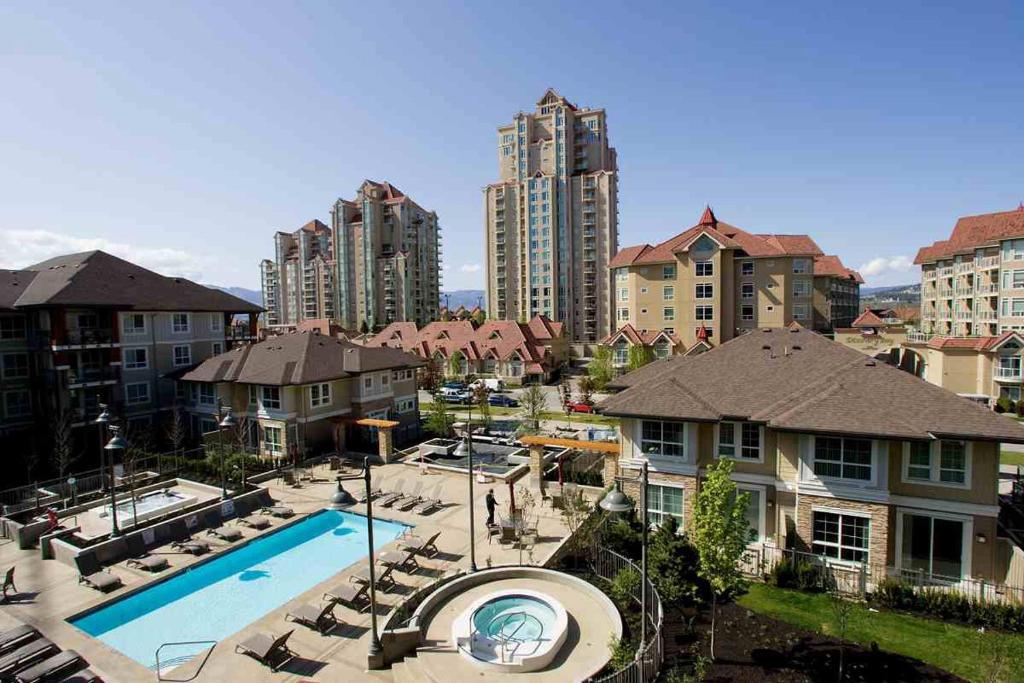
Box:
[622, 471, 698, 532]
[795, 494, 890, 568]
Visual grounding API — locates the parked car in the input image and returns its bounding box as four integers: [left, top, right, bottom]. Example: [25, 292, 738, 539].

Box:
[470, 378, 506, 392]
[440, 387, 472, 403]
[565, 401, 595, 414]
[488, 394, 519, 408]
[442, 381, 467, 391]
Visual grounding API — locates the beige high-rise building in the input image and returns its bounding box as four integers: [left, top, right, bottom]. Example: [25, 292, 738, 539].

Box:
[261, 219, 335, 328]
[483, 89, 619, 342]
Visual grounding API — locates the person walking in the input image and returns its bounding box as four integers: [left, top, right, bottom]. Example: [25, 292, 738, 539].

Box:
[485, 488, 497, 527]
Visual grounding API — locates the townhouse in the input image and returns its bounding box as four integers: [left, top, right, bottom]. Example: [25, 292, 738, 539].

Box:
[901, 331, 1024, 406]
[181, 331, 423, 459]
[598, 326, 1024, 583]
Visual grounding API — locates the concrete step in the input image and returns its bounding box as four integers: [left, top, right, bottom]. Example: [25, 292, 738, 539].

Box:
[392, 653, 435, 683]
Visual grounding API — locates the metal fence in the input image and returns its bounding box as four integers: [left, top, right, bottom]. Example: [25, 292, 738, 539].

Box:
[588, 547, 664, 683]
[739, 542, 1024, 605]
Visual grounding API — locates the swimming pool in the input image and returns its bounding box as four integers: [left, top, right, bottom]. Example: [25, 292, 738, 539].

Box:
[71, 509, 406, 670]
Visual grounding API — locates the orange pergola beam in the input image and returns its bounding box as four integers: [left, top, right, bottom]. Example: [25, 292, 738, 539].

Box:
[518, 435, 620, 454]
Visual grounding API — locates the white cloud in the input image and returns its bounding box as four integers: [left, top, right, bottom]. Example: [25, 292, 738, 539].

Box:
[459, 263, 482, 273]
[0, 229, 213, 282]
[858, 255, 915, 279]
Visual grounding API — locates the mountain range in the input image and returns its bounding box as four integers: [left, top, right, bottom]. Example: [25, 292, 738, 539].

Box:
[207, 286, 488, 313]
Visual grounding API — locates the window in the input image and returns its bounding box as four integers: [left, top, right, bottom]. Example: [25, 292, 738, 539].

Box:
[695, 283, 713, 299]
[695, 261, 713, 277]
[904, 441, 968, 486]
[122, 314, 146, 335]
[793, 280, 812, 298]
[741, 305, 755, 321]
[5, 391, 30, 417]
[211, 342, 223, 356]
[310, 383, 331, 408]
[618, 288, 629, 301]
[741, 282, 754, 299]
[640, 287, 648, 294]
[210, 315, 223, 332]
[0, 316, 27, 340]
[654, 341, 671, 359]
[766, 305, 775, 313]
[1, 354, 28, 380]
[382, 373, 390, 387]
[640, 420, 686, 458]
[900, 512, 965, 577]
[663, 307, 675, 321]
[263, 426, 283, 455]
[198, 384, 216, 405]
[736, 487, 762, 542]
[260, 386, 281, 410]
[647, 484, 683, 528]
[125, 382, 150, 405]
[248, 385, 258, 406]
[613, 342, 628, 366]
[123, 348, 148, 370]
[618, 308, 629, 323]
[793, 304, 810, 320]
[396, 398, 417, 414]
[717, 421, 762, 460]
[695, 305, 713, 321]
[662, 265, 676, 279]
[77, 313, 98, 329]
[640, 308, 648, 315]
[663, 286, 674, 300]
[793, 258, 811, 274]
[172, 345, 192, 367]
[1001, 269, 1024, 290]
[364, 376, 373, 390]
[813, 511, 870, 563]
[171, 313, 190, 334]
[740, 261, 754, 276]
[616, 268, 628, 281]
[813, 437, 872, 481]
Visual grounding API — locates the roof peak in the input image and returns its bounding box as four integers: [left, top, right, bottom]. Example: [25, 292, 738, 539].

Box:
[699, 205, 716, 226]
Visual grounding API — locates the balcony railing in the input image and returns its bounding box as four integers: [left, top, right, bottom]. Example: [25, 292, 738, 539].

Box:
[995, 366, 1022, 381]
[67, 367, 120, 386]
[54, 329, 118, 347]
[978, 256, 1000, 269]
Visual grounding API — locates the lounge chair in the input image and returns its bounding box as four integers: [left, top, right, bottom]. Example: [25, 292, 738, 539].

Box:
[14, 649, 84, 683]
[351, 563, 396, 591]
[234, 630, 295, 671]
[356, 485, 383, 504]
[375, 479, 406, 508]
[55, 669, 99, 683]
[383, 482, 421, 509]
[207, 526, 243, 542]
[0, 638, 59, 679]
[322, 582, 370, 612]
[74, 553, 122, 593]
[378, 548, 421, 574]
[171, 534, 210, 555]
[0, 625, 39, 657]
[124, 535, 169, 572]
[260, 506, 294, 518]
[393, 484, 427, 512]
[411, 485, 444, 516]
[237, 515, 271, 530]
[285, 601, 340, 635]
[2, 567, 15, 601]
[400, 531, 442, 558]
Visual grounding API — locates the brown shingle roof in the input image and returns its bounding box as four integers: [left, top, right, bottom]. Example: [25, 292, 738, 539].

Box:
[915, 206, 1024, 264]
[0, 270, 38, 311]
[599, 327, 1024, 443]
[182, 331, 422, 386]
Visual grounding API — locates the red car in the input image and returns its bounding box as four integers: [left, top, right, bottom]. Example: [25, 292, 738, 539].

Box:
[565, 401, 595, 414]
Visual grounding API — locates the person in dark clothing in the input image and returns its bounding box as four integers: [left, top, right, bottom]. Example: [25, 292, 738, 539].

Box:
[485, 489, 497, 527]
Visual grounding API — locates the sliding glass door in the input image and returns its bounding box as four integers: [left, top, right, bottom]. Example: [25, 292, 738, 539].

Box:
[900, 512, 965, 579]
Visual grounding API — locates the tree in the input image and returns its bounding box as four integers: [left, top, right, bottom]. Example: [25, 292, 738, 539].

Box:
[829, 591, 854, 682]
[51, 408, 78, 478]
[648, 516, 708, 608]
[426, 393, 452, 437]
[691, 458, 750, 659]
[559, 375, 572, 408]
[448, 350, 465, 378]
[520, 383, 546, 432]
[627, 344, 654, 371]
[420, 357, 442, 392]
[166, 405, 188, 470]
[471, 309, 486, 326]
[559, 486, 593, 568]
[473, 384, 491, 428]
[359, 319, 369, 334]
[578, 375, 596, 405]
[123, 423, 156, 529]
[588, 346, 614, 390]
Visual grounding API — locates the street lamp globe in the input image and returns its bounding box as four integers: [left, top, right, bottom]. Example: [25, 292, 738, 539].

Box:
[599, 487, 633, 515]
[94, 405, 110, 425]
[328, 480, 357, 510]
[219, 409, 237, 429]
[104, 433, 128, 451]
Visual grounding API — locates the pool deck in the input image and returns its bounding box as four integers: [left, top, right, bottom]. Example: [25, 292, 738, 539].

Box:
[0, 459, 579, 682]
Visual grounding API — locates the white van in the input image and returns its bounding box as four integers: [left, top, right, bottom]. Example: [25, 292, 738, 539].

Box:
[470, 378, 506, 392]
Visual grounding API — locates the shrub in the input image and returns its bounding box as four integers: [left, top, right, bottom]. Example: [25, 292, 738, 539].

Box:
[868, 579, 1024, 633]
[609, 567, 641, 606]
[767, 557, 828, 592]
[995, 396, 1012, 413]
[870, 577, 916, 609]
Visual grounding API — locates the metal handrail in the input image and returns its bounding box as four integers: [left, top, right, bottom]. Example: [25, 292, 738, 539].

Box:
[154, 640, 216, 681]
[495, 611, 542, 663]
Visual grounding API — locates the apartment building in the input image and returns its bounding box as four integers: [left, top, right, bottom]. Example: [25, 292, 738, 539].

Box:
[599, 326, 1024, 583]
[0, 251, 260, 463]
[332, 180, 441, 331]
[899, 331, 1024, 405]
[181, 331, 423, 458]
[260, 220, 335, 327]
[812, 254, 863, 330]
[366, 315, 569, 385]
[609, 207, 860, 348]
[483, 89, 618, 342]
[916, 205, 1024, 337]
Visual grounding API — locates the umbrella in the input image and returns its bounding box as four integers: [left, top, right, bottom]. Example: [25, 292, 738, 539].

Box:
[508, 480, 516, 515]
[557, 455, 565, 488]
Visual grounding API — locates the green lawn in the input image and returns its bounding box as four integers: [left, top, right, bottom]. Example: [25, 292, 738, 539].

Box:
[737, 583, 1024, 682]
[1001, 450, 1024, 467]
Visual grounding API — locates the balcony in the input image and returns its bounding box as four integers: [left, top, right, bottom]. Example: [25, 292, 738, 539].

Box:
[52, 329, 119, 350]
[975, 283, 998, 294]
[978, 256, 999, 269]
[67, 367, 119, 388]
[995, 366, 1022, 382]
[937, 267, 954, 277]
[977, 309, 998, 323]
[954, 262, 975, 274]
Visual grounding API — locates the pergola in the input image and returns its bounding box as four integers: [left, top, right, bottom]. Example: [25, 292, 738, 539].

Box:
[517, 435, 620, 495]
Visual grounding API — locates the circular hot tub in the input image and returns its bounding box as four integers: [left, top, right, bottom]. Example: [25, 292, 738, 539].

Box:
[452, 588, 568, 672]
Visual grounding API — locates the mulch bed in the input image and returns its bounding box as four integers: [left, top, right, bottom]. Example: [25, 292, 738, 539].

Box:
[663, 601, 963, 682]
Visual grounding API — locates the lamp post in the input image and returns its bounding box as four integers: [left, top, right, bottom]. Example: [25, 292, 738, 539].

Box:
[94, 405, 110, 493]
[453, 402, 478, 573]
[104, 425, 128, 538]
[328, 457, 382, 658]
[599, 459, 649, 647]
[218, 408, 237, 498]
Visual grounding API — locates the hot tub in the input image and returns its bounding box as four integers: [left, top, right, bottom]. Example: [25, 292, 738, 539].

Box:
[91, 490, 196, 528]
[452, 588, 568, 672]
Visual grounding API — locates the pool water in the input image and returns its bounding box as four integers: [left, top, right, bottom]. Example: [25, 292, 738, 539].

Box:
[473, 595, 555, 643]
[96, 491, 193, 523]
[71, 509, 406, 670]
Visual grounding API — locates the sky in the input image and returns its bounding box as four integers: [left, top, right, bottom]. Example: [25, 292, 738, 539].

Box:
[1, 1, 1022, 292]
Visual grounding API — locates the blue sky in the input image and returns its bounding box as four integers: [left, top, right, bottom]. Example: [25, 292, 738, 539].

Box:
[1, 1, 1021, 291]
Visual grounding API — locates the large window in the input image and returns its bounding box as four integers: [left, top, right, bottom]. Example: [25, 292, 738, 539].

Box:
[813, 437, 872, 481]
[741, 282, 754, 299]
[812, 510, 870, 563]
[695, 305, 714, 321]
[0, 316, 27, 340]
[172, 313, 190, 334]
[663, 307, 675, 321]
[123, 348, 148, 370]
[122, 313, 146, 335]
[793, 280, 812, 298]
[640, 420, 686, 458]
[662, 265, 676, 279]
[900, 513, 965, 578]
[263, 426, 283, 455]
[793, 258, 811, 274]
[663, 286, 674, 300]
[695, 283, 713, 299]
[740, 261, 754, 276]
[261, 386, 281, 410]
[734, 486, 762, 542]
[125, 382, 150, 405]
[646, 484, 684, 528]
[740, 305, 755, 321]
[4, 391, 31, 418]
[197, 384, 216, 405]
[695, 261, 713, 277]
[718, 421, 761, 460]
[904, 441, 968, 486]
[310, 382, 331, 408]
[1, 354, 29, 380]
[172, 344, 192, 367]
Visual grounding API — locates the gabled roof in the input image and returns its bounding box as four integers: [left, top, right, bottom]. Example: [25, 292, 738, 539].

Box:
[813, 254, 863, 283]
[602, 323, 681, 347]
[851, 309, 887, 327]
[600, 327, 1024, 443]
[8, 251, 261, 313]
[0, 270, 38, 311]
[924, 331, 1023, 352]
[915, 205, 1024, 264]
[182, 331, 421, 386]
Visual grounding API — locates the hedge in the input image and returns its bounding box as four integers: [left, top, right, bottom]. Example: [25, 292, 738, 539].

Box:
[870, 578, 1024, 633]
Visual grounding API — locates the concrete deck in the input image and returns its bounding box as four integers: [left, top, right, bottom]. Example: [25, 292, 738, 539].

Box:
[0, 459, 576, 682]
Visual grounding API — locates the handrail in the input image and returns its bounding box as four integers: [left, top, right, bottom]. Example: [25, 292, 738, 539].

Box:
[154, 640, 217, 681]
[495, 611, 542, 663]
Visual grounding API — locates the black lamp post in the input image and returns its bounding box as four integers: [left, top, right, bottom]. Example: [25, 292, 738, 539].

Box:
[218, 408, 237, 498]
[104, 425, 128, 538]
[599, 459, 649, 647]
[94, 404, 110, 493]
[329, 457, 382, 657]
[453, 404, 478, 573]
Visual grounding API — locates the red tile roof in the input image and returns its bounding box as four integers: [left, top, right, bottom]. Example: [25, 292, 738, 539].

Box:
[851, 309, 886, 327]
[915, 205, 1024, 264]
[813, 254, 863, 283]
[925, 334, 1006, 351]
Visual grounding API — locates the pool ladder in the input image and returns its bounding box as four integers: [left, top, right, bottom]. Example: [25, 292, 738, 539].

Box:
[153, 640, 217, 681]
[469, 610, 544, 664]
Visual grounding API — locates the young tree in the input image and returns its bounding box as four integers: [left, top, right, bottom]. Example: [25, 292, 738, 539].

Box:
[51, 408, 78, 478]
[691, 458, 750, 659]
[473, 384, 492, 428]
[448, 350, 465, 379]
[471, 308, 486, 326]
[559, 486, 593, 568]
[426, 393, 452, 437]
[123, 423, 155, 529]
[829, 590, 854, 682]
[588, 346, 614, 390]
[520, 383, 546, 432]
[166, 405, 188, 471]
[420, 357, 442, 392]
[648, 516, 707, 608]
[359, 319, 369, 334]
[627, 344, 654, 371]
[578, 375, 596, 405]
